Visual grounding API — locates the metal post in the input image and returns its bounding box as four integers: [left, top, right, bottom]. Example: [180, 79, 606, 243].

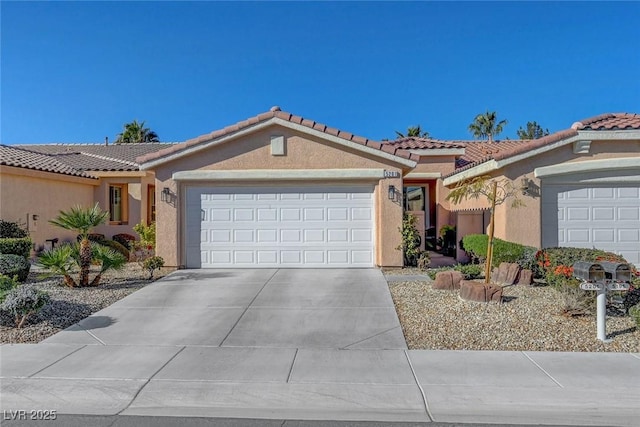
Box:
[596, 285, 610, 343]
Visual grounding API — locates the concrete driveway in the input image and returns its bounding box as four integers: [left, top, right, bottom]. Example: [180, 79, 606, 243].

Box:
[43, 268, 407, 349]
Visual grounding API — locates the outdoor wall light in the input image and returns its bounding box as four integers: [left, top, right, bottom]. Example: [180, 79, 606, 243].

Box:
[388, 185, 396, 200]
[520, 178, 530, 195]
[161, 187, 171, 202]
[32, 214, 39, 221]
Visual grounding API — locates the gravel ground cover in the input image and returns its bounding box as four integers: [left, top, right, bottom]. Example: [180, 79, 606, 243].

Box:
[0, 264, 171, 344]
[388, 270, 639, 352]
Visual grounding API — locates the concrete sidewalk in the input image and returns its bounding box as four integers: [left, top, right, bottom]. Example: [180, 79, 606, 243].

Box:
[1, 269, 639, 426]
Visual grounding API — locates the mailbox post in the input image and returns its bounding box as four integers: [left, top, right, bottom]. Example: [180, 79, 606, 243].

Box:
[572, 261, 631, 342]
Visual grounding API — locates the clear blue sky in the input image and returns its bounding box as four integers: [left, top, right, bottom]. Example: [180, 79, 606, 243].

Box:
[2, 1, 639, 144]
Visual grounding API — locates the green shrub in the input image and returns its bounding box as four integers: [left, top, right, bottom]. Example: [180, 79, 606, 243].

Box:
[397, 213, 422, 266]
[101, 240, 130, 260]
[426, 264, 483, 280]
[629, 304, 640, 328]
[0, 274, 20, 302]
[0, 238, 33, 258]
[0, 285, 50, 328]
[0, 220, 29, 238]
[461, 234, 536, 269]
[143, 256, 164, 279]
[133, 222, 156, 248]
[0, 254, 31, 282]
[113, 233, 136, 249]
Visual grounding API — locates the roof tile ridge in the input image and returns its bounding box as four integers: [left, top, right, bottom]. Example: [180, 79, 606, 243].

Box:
[0, 144, 97, 179]
[77, 151, 140, 167]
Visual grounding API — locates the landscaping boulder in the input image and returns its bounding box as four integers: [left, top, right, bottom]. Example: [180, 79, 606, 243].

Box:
[433, 270, 464, 290]
[516, 269, 533, 286]
[491, 262, 522, 286]
[459, 280, 503, 303]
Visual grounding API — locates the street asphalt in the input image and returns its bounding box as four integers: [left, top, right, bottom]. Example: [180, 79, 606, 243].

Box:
[1, 269, 638, 426]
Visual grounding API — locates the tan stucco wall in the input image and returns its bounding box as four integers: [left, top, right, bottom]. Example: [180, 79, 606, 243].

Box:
[0, 166, 97, 250]
[151, 125, 406, 268]
[447, 139, 640, 249]
[93, 173, 156, 239]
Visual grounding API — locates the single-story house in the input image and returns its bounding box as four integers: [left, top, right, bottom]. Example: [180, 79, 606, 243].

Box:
[1, 108, 638, 267]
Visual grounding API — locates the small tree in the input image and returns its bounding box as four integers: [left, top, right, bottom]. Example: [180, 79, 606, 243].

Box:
[49, 204, 108, 286]
[446, 176, 524, 283]
[397, 213, 422, 266]
[517, 121, 549, 139]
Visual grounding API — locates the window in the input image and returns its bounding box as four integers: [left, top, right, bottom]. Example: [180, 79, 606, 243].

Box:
[147, 185, 156, 224]
[404, 186, 425, 211]
[109, 184, 128, 223]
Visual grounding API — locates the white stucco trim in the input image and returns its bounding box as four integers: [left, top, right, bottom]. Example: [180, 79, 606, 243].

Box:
[534, 157, 640, 178]
[404, 172, 442, 179]
[172, 169, 386, 181]
[443, 134, 583, 186]
[407, 148, 466, 156]
[577, 130, 640, 140]
[140, 117, 416, 169]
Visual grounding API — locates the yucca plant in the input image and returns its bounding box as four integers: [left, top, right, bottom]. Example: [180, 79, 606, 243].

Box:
[49, 204, 108, 287]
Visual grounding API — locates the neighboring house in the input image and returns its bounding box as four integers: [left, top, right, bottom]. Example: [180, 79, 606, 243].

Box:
[0, 143, 173, 251]
[2, 109, 638, 267]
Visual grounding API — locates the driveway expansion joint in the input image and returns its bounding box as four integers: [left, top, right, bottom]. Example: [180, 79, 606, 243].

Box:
[28, 344, 87, 378]
[404, 349, 434, 422]
[522, 351, 564, 388]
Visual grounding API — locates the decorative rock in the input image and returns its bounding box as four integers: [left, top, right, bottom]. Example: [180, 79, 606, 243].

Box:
[433, 270, 465, 290]
[492, 262, 522, 286]
[459, 280, 503, 303]
[517, 269, 533, 286]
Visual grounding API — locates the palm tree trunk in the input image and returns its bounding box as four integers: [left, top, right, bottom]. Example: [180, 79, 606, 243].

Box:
[79, 238, 92, 287]
[63, 274, 77, 288]
[89, 274, 102, 287]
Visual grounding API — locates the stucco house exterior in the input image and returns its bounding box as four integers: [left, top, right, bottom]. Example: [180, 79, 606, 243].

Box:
[1, 109, 638, 267]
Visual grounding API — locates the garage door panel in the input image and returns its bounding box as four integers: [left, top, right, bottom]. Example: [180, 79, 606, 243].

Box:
[547, 184, 640, 266]
[188, 186, 374, 268]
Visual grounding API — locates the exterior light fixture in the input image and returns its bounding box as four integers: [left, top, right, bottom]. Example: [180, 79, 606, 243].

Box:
[520, 178, 529, 195]
[388, 185, 396, 200]
[161, 187, 171, 202]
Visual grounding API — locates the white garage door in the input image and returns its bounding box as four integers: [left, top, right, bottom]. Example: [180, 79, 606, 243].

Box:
[549, 185, 640, 266]
[185, 186, 375, 268]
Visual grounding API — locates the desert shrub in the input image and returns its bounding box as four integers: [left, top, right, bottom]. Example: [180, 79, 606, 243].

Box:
[77, 233, 106, 243]
[0, 220, 29, 238]
[0, 274, 20, 302]
[462, 234, 536, 269]
[397, 213, 422, 266]
[113, 233, 136, 249]
[101, 240, 130, 260]
[455, 263, 483, 279]
[559, 284, 596, 317]
[0, 254, 31, 282]
[0, 285, 50, 328]
[0, 238, 33, 258]
[133, 222, 156, 248]
[143, 256, 164, 279]
[629, 304, 640, 328]
[416, 251, 430, 270]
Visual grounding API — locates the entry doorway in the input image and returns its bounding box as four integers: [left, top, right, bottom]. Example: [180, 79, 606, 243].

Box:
[403, 185, 430, 250]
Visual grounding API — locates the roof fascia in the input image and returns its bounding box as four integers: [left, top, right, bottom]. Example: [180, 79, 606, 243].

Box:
[88, 171, 148, 178]
[535, 157, 640, 178]
[173, 168, 385, 181]
[0, 165, 99, 185]
[443, 134, 581, 186]
[577, 129, 640, 140]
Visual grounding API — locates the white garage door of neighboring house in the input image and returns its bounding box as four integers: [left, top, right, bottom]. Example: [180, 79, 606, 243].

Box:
[543, 185, 640, 266]
[185, 186, 375, 268]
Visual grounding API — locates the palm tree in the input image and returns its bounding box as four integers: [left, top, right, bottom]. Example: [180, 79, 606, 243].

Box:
[468, 111, 507, 143]
[395, 125, 430, 139]
[116, 120, 159, 143]
[49, 204, 108, 287]
[517, 121, 549, 139]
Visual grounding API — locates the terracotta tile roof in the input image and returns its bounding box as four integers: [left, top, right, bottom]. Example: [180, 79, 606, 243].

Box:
[383, 137, 467, 150]
[572, 112, 640, 130]
[0, 145, 96, 178]
[137, 107, 420, 165]
[21, 143, 174, 170]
